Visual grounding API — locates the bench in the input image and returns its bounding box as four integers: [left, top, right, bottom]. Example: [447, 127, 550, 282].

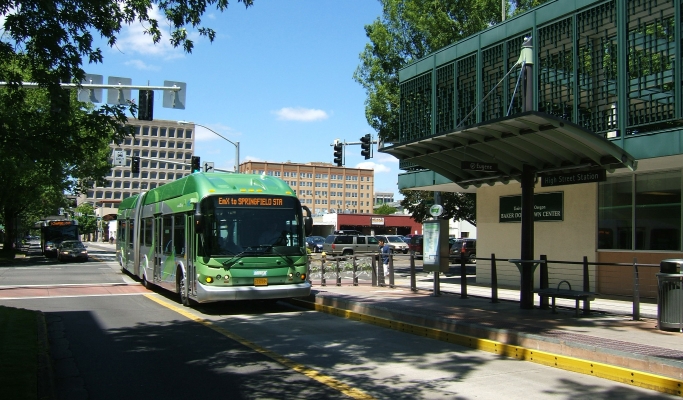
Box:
[534, 280, 595, 317]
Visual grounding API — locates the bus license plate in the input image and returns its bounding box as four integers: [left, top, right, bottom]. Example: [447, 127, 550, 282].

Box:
[254, 278, 268, 286]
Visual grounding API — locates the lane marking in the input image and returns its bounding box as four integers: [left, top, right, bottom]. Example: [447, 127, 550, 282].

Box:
[288, 298, 683, 397]
[144, 294, 375, 400]
[0, 293, 148, 300]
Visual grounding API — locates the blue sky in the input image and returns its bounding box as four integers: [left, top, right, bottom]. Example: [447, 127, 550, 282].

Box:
[84, 1, 403, 198]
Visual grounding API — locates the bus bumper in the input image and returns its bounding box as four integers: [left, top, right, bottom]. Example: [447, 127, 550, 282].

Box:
[194, 281, 312, 303]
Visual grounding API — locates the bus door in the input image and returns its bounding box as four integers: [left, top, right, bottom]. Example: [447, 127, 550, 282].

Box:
[186, 213, 196, 298]
[153, 215, 163, 282]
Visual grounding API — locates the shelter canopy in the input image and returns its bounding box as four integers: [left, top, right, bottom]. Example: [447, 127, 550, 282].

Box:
[381, 111, 637, 190]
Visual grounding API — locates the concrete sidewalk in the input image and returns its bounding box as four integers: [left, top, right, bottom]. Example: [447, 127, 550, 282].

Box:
[291, 282, 683, 383]
[88, 241, 683, 389]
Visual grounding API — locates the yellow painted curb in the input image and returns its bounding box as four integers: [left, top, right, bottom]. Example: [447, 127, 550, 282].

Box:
[144, 294, 375, 400]
[289, 298, 683, 397]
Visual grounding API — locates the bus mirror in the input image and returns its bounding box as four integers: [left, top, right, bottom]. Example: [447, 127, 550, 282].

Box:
[194, 213, 203, 233]
[301, 205, 313, 236]
[304, 217, 313, 236]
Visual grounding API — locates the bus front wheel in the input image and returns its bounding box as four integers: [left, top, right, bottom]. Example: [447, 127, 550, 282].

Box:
[178, 268, 191, 307]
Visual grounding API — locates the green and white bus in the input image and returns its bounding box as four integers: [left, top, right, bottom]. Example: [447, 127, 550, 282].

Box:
[116, 172, 313, 305]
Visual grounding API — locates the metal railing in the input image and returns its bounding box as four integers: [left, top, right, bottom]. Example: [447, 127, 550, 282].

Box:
[306, 251, 659, 320]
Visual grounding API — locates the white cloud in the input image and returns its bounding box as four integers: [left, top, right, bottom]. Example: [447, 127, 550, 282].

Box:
[114, 5, 191, 60]
[356, 161, 391, 173]
[274, 107, 329, 122]
[123, 59, 160, 71]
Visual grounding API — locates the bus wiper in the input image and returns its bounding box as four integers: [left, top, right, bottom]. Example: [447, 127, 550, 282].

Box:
[222, 251, 249, 268]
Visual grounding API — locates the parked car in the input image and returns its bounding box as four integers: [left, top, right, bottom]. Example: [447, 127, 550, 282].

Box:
[306, 236, 326, 253]
[375, 235, 409, 254]
[408, 235, 423, 257]
[56, 240, 89, 262]
[450, 238, 477, 263]
[323, 234, 380, 256]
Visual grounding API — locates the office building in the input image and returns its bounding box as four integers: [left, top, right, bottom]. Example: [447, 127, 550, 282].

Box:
[240, 161, 374, 215]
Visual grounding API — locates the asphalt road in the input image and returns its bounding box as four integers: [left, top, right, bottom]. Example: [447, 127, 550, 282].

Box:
[0, 242, 674, 399]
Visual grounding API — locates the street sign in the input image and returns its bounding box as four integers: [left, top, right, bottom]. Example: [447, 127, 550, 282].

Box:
[163, 80, 186, 109]
[78, 74, 103, 103]
[461, 161, 498, 172]
[106, 76, 132, 104]
[204, 162, 215, 172]
[112, 150, 126, 166]
[540, 169, 606, 187]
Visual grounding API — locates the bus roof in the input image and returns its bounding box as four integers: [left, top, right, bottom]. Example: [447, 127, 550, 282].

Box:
[118, 172, 296, 212]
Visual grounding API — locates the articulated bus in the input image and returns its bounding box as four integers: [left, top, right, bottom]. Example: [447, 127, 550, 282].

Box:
[117, 172, 313, 305]
[40, 219, 79, 255]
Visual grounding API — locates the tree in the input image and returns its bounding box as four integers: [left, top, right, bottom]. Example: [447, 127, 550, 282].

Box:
[74, 203, 98, 240]
[400, 190, 476, 225]
[0, 1, 254, 251]
[374, 204, 398, 215]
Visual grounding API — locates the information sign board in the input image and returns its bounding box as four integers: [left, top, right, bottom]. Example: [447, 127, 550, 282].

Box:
[499, 192, 564, 223]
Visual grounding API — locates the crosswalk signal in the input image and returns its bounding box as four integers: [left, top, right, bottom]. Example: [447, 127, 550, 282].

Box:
[131, 156, 140, 174]
[138, 90, 154, 121]
[360, 134, 372, 160]
[333, 143, 343, 167]
[191, 156, 201, 173]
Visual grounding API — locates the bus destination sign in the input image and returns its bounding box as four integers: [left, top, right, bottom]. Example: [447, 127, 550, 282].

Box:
[48, 220, 75, 226]
[218, 197, 283, 207]
[541, 169, 606, 187]
[461, 161, 498, 173]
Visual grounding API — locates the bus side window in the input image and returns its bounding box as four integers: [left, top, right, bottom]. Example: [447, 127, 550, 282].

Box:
[174, 215, 185, 255]
[163, 215, 173, 255]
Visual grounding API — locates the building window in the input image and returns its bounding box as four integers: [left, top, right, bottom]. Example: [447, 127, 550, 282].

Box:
[598, 170, 681, 251]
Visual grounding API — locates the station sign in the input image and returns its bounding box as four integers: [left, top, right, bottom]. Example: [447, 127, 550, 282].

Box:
[540, 169, 606, 187]
[499, 192, 563, 223]
[461, 161, 498, 173]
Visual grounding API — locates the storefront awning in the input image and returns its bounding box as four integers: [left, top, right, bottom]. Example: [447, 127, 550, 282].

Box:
[381, 111, 637, 189]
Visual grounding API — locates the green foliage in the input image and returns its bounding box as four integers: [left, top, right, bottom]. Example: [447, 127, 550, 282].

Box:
[75, 203, 98, 235]
[374, 204, 398, 215]
[400, 190, 476, 225]
[0, 0, 254, 248]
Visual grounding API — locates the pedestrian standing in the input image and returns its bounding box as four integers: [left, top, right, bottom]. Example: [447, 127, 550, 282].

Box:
[378, 239, 391, 277]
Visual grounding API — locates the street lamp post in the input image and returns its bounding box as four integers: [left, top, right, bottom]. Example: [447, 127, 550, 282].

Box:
[178, 121, 240, 173]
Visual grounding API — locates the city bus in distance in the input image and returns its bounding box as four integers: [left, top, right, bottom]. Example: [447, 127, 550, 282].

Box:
[40, 219, 79, 256]
[117, 172, 313, 306]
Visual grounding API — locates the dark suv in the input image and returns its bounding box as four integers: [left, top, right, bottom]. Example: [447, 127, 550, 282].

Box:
[450, 238, 476, 263]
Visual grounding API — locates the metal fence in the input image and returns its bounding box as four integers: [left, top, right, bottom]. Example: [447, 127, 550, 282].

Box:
[307, 251, 662, 320]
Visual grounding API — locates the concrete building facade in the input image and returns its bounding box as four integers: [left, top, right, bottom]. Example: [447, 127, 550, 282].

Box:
[240, 161, 375, 215]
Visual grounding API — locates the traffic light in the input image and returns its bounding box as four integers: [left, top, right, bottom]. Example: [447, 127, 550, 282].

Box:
[333, 143, 343, 167]
[360, 134, 372, 159]
[138, 90, 154, 121]
[191, 156, 201, 173]
[131, 156, 140, 174]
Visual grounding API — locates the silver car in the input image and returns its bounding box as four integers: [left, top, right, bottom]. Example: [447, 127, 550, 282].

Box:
[376, 235, 410, 254]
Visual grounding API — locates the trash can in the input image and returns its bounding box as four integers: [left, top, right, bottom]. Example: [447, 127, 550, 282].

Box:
[657, 259, 683, 332]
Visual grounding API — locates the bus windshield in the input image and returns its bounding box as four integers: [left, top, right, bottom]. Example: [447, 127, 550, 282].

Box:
[201, 195, 305, 257]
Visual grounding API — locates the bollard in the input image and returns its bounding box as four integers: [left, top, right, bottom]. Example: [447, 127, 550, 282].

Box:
[371, 252, 377, 287]
[583, 256, 590, 315]
[633, 257, 640, 321]
[336, 258, 341, 286]
[321, 258, 326, 287]
[352, 255, 358, 286]
[410, 253, 417, 292]
[491, 254, 498, 303]
[460, 252, 468, 299]
[540, 254, 549, 309]
[388, 253, 394, 288]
